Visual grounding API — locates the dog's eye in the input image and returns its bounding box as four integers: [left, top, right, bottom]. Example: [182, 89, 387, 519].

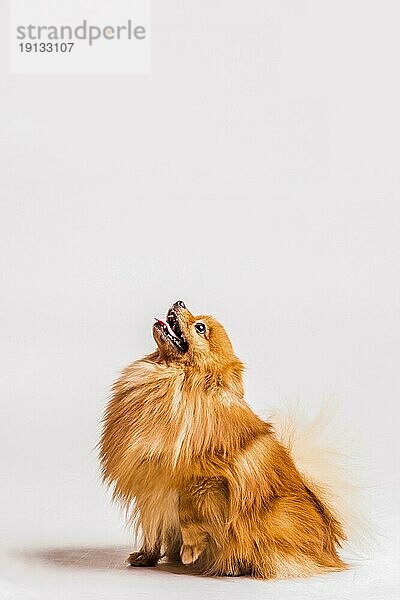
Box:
[194, 322, 206, 335]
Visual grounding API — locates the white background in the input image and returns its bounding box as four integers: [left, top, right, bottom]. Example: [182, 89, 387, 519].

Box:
[0, 1, 399, 599]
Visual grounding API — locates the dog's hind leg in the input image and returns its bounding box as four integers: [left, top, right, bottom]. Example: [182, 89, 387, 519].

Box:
[178, 477, 228, 567]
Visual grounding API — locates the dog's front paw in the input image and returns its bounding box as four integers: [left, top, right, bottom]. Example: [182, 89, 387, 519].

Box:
[180, 544, 203, 565]
[127, 551, 159, 567]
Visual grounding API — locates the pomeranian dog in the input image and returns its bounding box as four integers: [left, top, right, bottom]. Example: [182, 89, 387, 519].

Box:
[100, 301, 348, 578]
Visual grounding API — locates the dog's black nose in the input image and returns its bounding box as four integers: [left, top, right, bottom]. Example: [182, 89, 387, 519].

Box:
[174, 300, 186, 309]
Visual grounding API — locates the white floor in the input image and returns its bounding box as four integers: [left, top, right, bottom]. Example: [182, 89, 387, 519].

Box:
[1, 485, 398, 600]
[1, 542, 398, 600]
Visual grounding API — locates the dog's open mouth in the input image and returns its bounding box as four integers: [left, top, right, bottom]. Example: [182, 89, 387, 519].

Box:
[154, 308, 188, 353]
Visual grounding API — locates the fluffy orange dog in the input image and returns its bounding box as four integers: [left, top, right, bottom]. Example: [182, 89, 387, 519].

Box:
[100, 301, 347, 578]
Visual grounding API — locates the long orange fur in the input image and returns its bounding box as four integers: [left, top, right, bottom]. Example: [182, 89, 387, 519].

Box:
[99, 302, 346, 578]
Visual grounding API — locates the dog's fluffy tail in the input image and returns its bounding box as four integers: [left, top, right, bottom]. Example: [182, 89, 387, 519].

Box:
[270, 401, 371, 552]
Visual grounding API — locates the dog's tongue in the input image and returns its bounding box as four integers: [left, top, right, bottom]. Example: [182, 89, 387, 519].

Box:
[154, 317, 180, 341]
[154, 317, 167, 327]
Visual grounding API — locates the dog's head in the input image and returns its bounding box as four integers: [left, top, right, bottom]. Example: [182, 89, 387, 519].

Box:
[153, 301, 238, 368]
